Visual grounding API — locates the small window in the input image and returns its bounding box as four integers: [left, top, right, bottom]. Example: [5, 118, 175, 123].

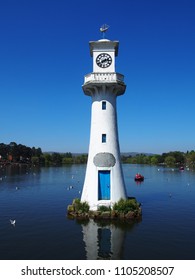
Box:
[102, 101, 106, 110]
[102, 134, 106, 143]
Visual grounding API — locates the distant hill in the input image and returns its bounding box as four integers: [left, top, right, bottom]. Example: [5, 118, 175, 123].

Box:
[44, 151, 156, 157]
[121, 152, 156, 157]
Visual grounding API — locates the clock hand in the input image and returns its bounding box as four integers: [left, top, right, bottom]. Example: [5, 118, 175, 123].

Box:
[101, 58, 108, 63]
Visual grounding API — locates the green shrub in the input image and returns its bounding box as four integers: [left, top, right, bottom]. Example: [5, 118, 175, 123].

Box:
[113, 198, 139, 214]
[73, 198, 89, 213]
[98, 205, 111, 212]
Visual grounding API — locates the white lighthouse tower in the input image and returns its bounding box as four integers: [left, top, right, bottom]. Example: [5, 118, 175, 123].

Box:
[81, 27, 127, 210]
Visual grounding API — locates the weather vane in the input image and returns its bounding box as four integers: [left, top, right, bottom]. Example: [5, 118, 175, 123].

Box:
[100, 24, 109, 39]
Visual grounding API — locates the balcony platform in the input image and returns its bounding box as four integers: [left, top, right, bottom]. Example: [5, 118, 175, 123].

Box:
[84, 72, 124, 84]
[83, 72, 126, 96]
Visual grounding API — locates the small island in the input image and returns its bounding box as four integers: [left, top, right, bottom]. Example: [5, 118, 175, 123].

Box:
[67, 197, 142, 221]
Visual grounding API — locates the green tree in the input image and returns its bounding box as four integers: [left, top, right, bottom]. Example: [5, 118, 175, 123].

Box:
[51, 152, 62, 165]
[165, 156, 176, 167]
[43, 153, 52, 165]
[75, 154, 88, 164]
[31, 156, 40, 165]
[64, 152, 72, 158]
[150, 156, 158, 165]
[186, 151, 195, 168]
[143, 155, 151, 164]
[169, 151, 185, 164]
[0, 143, 9, 159]
[9, 142, 19, 161]
[62, 157, 73, 164]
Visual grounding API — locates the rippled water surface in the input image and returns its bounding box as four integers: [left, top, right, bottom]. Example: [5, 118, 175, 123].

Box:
[0, 164, 195, 260]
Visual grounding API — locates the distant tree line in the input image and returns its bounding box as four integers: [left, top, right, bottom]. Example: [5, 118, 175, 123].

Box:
[0, 142, 88, 166]
[121, 150, 195, 168]
[42, 152, 88, 166]
[1, 142, 195, 168]
[0, 142, 43, 164]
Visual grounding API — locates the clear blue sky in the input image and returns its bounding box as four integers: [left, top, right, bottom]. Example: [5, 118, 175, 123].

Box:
[0, 0, 194, 154]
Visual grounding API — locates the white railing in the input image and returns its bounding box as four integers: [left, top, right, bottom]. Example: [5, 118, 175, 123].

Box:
[84, 72, 124, 84]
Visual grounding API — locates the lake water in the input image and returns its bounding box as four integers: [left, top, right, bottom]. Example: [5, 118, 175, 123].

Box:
[0, 164, 195, 260]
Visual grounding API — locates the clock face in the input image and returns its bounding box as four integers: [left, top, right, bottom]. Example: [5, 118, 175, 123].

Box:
[96, 53, 112, 68]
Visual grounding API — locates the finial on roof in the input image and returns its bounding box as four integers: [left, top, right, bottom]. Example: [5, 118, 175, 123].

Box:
[100, 24, 109, 39]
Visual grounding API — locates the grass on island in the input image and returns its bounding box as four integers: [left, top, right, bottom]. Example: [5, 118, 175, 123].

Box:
[67, 197, 142, 220]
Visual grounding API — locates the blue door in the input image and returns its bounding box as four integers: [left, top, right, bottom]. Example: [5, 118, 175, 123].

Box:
[98, 171, 110, 200]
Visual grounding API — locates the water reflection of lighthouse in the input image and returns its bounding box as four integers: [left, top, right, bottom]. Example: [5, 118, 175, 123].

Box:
[81, 220, 125, 259]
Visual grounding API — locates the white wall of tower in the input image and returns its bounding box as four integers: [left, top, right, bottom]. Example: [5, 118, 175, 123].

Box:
[81, 38, 127, 210]
[81, 86, 127, 210]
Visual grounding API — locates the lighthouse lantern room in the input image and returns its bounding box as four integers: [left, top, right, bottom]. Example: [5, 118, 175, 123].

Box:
[81, 29, 127, 210]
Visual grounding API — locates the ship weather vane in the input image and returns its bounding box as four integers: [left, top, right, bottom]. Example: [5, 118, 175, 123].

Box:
[100, 24, 110, 39]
